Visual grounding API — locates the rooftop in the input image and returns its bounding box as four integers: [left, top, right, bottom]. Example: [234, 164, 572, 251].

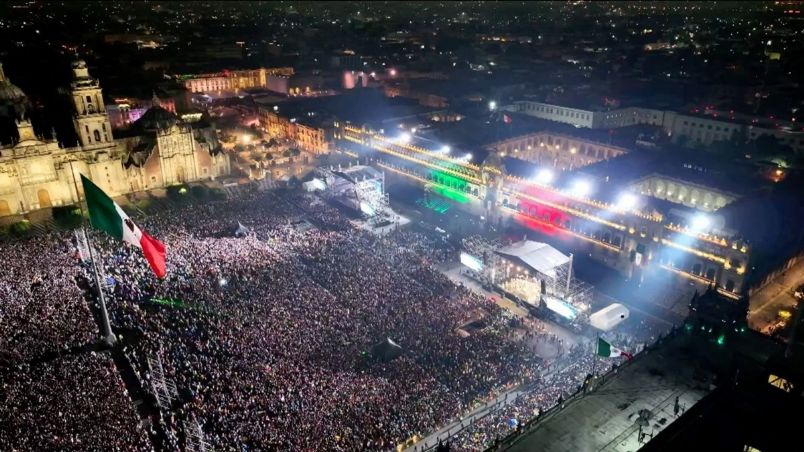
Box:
[262, 89, 433, 130]
[505, 332, 710, 452]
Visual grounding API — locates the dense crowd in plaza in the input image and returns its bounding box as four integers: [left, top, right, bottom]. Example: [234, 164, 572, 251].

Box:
[96, 190, 545, 450]
[0, 353, 152, 451]
[0, 237, 95, 365]
[0, 236, 153, 451]
[0, 188, 668, 451]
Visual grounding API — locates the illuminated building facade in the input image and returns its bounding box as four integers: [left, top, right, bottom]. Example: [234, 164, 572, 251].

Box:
[0, 60, 230, 216]
[508, 100, 804, 153]
[259, 108, 329, 154]
[336, 125, 761, 297]
[181, 67, 294, 94]
[630, 175, 737, 212]
[491, 132, 627, 171]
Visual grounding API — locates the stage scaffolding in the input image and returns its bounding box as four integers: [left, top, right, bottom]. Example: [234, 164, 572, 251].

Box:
[461, 237, 594, 323]
[320, 165, 391, 220]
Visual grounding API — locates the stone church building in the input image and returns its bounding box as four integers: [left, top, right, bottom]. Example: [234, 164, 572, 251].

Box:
[0, 60, 230, 216]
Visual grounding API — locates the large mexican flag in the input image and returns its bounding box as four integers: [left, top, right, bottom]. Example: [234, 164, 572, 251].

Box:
[81, 174, 167, 278]
[597, 337, 633, 360]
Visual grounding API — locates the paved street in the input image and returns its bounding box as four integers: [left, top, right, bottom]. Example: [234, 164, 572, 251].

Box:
[747, 259, 804, 332]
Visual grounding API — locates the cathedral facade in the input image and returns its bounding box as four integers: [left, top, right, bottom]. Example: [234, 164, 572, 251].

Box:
[0, 60, 230, 217]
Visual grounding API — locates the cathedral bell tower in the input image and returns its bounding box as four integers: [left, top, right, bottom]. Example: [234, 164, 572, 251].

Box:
[70, 60, 113, 148]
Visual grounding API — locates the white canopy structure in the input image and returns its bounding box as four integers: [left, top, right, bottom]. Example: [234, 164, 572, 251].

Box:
[302, 178, 326, 192]
[590, 303, 630, 331]
[495, 240, 570, 278]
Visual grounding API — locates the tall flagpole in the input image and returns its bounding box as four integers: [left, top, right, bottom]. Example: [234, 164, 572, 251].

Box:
[69, 160, 116, 346]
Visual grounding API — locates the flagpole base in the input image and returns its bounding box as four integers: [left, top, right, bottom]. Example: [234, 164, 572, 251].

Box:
[100, 333, 117, 348]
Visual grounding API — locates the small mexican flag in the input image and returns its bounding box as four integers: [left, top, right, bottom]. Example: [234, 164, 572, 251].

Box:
[81, 174, 167, 278]
[597, 337, 633, 360]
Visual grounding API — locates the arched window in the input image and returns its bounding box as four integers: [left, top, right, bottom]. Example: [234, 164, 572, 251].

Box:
[725, 279, 735, 292]
[93, 129, 101, 142]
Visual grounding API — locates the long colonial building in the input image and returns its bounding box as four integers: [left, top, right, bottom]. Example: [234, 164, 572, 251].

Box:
[0, 60, 230, 216]
[336, 125, 803, 298]
[180, 67, 294, 94]
[506, 100, 804, 153]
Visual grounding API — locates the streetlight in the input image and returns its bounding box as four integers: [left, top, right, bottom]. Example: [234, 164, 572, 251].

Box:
[615, 192, 638, 212]
[569, 180, 592, 198]
[690, 214, 711, 231]
[535, 168, 554, 185]
[489, 100, 497, 111]
[441, 145, 451, 154]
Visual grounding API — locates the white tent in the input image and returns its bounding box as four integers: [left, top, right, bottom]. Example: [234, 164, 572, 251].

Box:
[302, 178, 326, 192]
[495, 240, 570, 278]
[590, 303, 630, 331]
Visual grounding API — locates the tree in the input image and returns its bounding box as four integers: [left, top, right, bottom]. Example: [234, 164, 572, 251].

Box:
[52, 205, 83, 229]
[753, 134, 793, 160]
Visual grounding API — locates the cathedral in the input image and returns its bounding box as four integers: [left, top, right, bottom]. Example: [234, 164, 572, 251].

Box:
[0, 60, 230, 217]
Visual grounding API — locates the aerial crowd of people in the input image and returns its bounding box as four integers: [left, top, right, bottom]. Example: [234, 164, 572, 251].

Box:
[0, 187, 668, 451]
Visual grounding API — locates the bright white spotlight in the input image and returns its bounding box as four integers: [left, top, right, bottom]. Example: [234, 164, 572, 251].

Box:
[690, 214, 711, 231]
[465, 152, 473, 161]
[489, 100, 497, 111]
[441, 145, 451, 154]
[410, 127, 417, 134]
[535, 168, 554, 185]
[397, 132, 411, 144]
[569, 180, 592, 198]
[615, 192, 638, 211]
[219, 278, 228, 287]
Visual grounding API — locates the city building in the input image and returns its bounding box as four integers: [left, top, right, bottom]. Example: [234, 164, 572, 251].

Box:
[258, 108, 329, 154]
[0, 60, 230, 216]
[507, 101, 804, 154]
[335, 125, 804, 298]
[490, 132, 628, 171]
[180, 67, 294, 94]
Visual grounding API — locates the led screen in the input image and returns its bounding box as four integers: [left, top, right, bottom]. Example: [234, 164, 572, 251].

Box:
[460, 252, 484, 272]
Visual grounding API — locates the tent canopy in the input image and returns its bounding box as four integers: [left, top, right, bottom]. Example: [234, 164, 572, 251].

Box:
[590, 303, 630, 331]
[496, 240, 570, 278]
[370, 337, 403, 362]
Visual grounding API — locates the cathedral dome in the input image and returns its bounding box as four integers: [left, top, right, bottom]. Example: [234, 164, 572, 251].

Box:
[0, 63, 27, 105]
[135, 105, 179, 131]
[0, 80, 26, 103]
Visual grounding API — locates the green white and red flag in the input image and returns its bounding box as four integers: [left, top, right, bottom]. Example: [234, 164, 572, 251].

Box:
[597, 337, 633, 360]
[80, 174, 166, 278]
